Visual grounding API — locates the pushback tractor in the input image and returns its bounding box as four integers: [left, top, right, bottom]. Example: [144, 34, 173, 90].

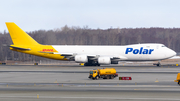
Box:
[88, 68, 118, 80]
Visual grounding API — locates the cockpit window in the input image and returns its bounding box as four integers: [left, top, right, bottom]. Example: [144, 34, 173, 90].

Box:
[90, 71, 93, 74]
[162, 45, 166, 47]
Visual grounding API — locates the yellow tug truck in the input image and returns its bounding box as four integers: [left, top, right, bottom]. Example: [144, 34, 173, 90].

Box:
[88, 68, 118, 80]
[174, 73, 180, 85]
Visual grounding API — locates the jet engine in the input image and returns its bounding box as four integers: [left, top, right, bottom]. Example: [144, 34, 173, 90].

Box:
[75, 55, 88, 63]
[98, 57, 111, 65]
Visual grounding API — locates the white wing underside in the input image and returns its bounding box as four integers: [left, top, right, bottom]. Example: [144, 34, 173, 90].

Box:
[38, 51, 128, 61]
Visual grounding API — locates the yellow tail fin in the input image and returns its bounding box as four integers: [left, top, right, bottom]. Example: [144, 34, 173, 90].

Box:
[6, 22, 39, 46]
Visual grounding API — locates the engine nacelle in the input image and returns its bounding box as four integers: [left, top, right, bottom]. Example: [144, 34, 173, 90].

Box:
[75, 55, 88, 63]
[98, 57, 111, 65]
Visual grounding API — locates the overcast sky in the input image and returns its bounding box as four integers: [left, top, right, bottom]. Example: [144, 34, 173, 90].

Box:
[0, 0, 180, 32]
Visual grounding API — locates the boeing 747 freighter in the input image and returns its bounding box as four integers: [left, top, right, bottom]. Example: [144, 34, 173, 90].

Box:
[5, 22, 176, 66]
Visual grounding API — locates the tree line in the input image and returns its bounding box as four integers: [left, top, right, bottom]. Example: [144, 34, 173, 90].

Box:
[0, 26, 180, 62]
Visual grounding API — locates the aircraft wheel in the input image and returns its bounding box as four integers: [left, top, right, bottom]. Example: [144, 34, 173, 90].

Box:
[84, 63, 88, 66]
[84, 63, 92, 66]
[178, 81, 180, 85]
[107, 76, 110, 79]
[96, 76, 99, 80]
[156, 61, 161, 67]
[157, 63, 161, 67]
[110, 75, 114, 79]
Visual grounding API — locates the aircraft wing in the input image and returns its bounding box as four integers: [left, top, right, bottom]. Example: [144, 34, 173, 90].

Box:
[37, 51, 127, 62]
[58, 53, 127, 61]
[59, 53, 101, 60]
[112, 56, 127, 60]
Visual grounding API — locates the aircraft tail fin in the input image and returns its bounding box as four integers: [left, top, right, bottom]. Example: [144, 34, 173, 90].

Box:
[5, 22, 39, 46]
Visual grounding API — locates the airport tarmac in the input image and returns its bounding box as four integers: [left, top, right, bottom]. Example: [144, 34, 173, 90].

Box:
[0, 65, 180, 101]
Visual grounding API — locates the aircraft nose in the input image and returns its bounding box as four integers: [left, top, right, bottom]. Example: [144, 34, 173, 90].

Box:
[169, 49, 176, 57]
[164, 48, 176, 58]
[172, 50, 177, 56]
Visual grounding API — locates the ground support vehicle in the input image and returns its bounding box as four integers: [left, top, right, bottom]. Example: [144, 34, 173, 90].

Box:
[88, 68, 118, 80]
[174, 73, 180, 85]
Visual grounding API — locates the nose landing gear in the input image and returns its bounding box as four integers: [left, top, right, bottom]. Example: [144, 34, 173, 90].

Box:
[156, 62, 161, 67]
[153, 61, 161, 67]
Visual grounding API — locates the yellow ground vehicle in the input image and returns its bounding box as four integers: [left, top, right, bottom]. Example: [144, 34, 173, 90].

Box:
[174, 73, 180, 85]
[88, 68, 118, 80]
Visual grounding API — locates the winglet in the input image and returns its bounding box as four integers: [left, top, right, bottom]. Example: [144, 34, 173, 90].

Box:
[5, 22, 39, 46]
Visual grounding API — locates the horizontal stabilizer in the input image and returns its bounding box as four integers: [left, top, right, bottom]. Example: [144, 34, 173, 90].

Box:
[9, 46, 31, 50]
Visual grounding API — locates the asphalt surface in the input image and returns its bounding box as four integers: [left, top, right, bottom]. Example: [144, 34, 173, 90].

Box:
[0, 64, 179, 101]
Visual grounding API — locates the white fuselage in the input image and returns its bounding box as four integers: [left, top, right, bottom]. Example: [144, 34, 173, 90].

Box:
[52, 43, 176, 61]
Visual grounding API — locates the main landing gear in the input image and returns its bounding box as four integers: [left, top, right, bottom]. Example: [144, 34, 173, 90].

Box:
[84, 63, 100, 66]
[84, 61, 100, 66]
